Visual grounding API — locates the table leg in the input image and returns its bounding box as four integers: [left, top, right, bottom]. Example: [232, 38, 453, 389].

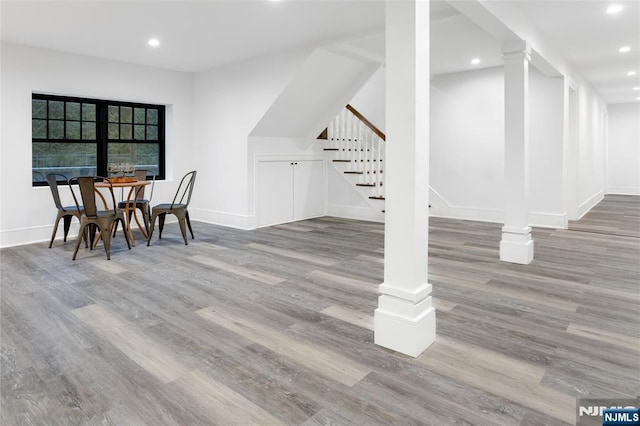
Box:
[124, 186, 137, 247]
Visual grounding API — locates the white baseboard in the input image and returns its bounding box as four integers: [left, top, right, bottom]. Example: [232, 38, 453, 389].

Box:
[0, 217, 163, 249]
[578, 190, 605, 220]
[528, 212, 568, 229]
[189, 208, 254, 230]
[327, 204, 385, 223]
[430, 187, 567, 229]
[607, 186, 640, 196]
[428, 188, 503, 223]
[0, 224, 65, 248]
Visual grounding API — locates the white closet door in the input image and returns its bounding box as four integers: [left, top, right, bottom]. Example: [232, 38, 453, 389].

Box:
[258, 161, 294, 226]
[293, 160, 324, 220]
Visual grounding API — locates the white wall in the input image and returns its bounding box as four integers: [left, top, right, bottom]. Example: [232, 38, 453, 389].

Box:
[349, 66, 386, 133]
[607, 103, 640, 195]
[529, 67, 565, 227]
[429, 67, 504, 222]
[329, 63, 609, 228]
[192, 46, 380, 229]
[576, 84, 607, 217]
[0, 42, 193, 247]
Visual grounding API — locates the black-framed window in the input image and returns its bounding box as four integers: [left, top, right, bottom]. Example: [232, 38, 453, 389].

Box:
[32, 93, 165, 185]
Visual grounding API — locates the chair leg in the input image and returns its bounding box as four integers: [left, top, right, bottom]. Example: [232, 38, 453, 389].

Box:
[101, 225, 112, 260]
[177, 217, 188, 245]
[116, 218, 131, 250]
[72, 223, 87, 260]
[186, 210, 194, 239]
[49, 212, 63, 248]
[62, 215, 73, 242]
[88, 224, 97, 250]
[141, 207, 150, 234]
[158, 213, 166, 239]
[147, 211, 158, 246]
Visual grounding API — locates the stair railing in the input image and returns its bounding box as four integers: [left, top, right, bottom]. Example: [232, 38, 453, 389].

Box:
[326, 105, 385, 198]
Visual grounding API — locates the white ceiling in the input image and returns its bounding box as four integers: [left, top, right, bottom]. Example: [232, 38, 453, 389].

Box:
[1, 0, 638, 104]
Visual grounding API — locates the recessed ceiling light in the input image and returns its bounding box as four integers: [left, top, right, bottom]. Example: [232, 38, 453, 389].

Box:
[619, 46, 631, 53]
[628, 71, 637, 76]
[606, 4, 623, 14]
[148, 38, 160, 47]
[470, 58, 481, 65]
[633, 86, 640, 91]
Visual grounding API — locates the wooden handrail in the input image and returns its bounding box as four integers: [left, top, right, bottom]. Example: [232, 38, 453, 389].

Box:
[317, 104, 386, 141]
[346, 104, 386, 141]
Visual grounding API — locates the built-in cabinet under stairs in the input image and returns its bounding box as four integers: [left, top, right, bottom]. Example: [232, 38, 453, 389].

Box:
[323, 105, 386, 217]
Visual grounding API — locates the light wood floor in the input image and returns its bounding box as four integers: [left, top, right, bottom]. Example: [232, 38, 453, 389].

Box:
[1, 195, 638, 425]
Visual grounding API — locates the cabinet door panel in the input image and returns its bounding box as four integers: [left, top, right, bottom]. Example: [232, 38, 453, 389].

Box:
[258, 161, 294, 226]
[293, 160, 324, 219]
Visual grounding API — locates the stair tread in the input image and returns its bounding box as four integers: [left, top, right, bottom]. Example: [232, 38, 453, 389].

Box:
[356, 183, 376, 187]
[323, 148, 339, 151]
[332, 160, 351, 162]
[344, 171, 364, 174]
[369, 196, 385, 200]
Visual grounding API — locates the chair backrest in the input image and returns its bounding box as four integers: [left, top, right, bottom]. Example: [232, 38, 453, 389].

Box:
[171, 170, 197, 208]
[134, 169, 148, 199]
[46, 173, 71, 211]
[73, 176, 117, 218]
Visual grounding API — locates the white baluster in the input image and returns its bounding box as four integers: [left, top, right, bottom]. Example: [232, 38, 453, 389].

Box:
[367, 129, 373, 185]
[377, 138, 383, 197]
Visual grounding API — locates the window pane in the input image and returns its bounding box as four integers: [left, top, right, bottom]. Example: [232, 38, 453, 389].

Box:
[32, 119, 47, 138]
[66, 121, 80, 139]
[32, 100, 47, 119]
[49, 101, 64, 119]
[134, 125, 145, 140]
[120, 107, 133, 123]
[32, 142, 97, 179]
[108, 105, 119, 122]
[108, 123, 119, 139]
[121, 124, 132, 139]
[108, 143, 159, 174]
[147, 109, 158, 125]
[83, 122, 96, 140]
[49, 120, 64, 139]
[66, 102, 81, 120]
[146, 125, 158, 140]
[82, 103, 96, 121]
[134, 108, 146, 124]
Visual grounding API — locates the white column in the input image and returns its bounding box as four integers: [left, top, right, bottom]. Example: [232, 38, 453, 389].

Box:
[500, 40, 534, 265]
[374, 0, 434, 357]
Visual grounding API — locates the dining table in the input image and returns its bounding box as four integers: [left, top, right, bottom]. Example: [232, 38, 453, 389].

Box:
[95, 178, 150, 246]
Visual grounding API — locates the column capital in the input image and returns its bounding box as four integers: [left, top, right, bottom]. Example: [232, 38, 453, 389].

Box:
[502, 40, 531, 61]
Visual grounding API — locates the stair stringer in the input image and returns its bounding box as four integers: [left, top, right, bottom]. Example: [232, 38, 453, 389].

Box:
[325, 151, 385, 222]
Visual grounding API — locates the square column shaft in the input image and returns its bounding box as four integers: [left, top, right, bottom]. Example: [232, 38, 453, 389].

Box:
[374, 0, 435, 358]
[500, 41, 534, 265]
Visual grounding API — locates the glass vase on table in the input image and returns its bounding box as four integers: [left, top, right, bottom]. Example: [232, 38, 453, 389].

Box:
[107, 163, 120, 177]
[122, 163, 135, 177]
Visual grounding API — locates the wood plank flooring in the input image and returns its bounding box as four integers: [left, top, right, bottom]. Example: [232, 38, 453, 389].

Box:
[1, 195, 639, 425]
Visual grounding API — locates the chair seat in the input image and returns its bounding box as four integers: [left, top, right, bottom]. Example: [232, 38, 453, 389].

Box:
[62, 205, 83, 212]
[118, 199, 149, 208]
[153, 203, 187, 210]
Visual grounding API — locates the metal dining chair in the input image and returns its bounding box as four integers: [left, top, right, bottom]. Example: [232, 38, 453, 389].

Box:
[71, 176, 131, 260]
[147, 170, 197, 246]
[115, 169, 155, 235]
[46, 173, 84, 248]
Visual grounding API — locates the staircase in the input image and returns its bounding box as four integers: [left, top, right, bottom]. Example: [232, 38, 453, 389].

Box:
[323, 105, 386, 217]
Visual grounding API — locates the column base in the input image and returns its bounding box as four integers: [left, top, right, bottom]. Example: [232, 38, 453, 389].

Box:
[500, 226, 534, 264]
[374, 292, 436, 357]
